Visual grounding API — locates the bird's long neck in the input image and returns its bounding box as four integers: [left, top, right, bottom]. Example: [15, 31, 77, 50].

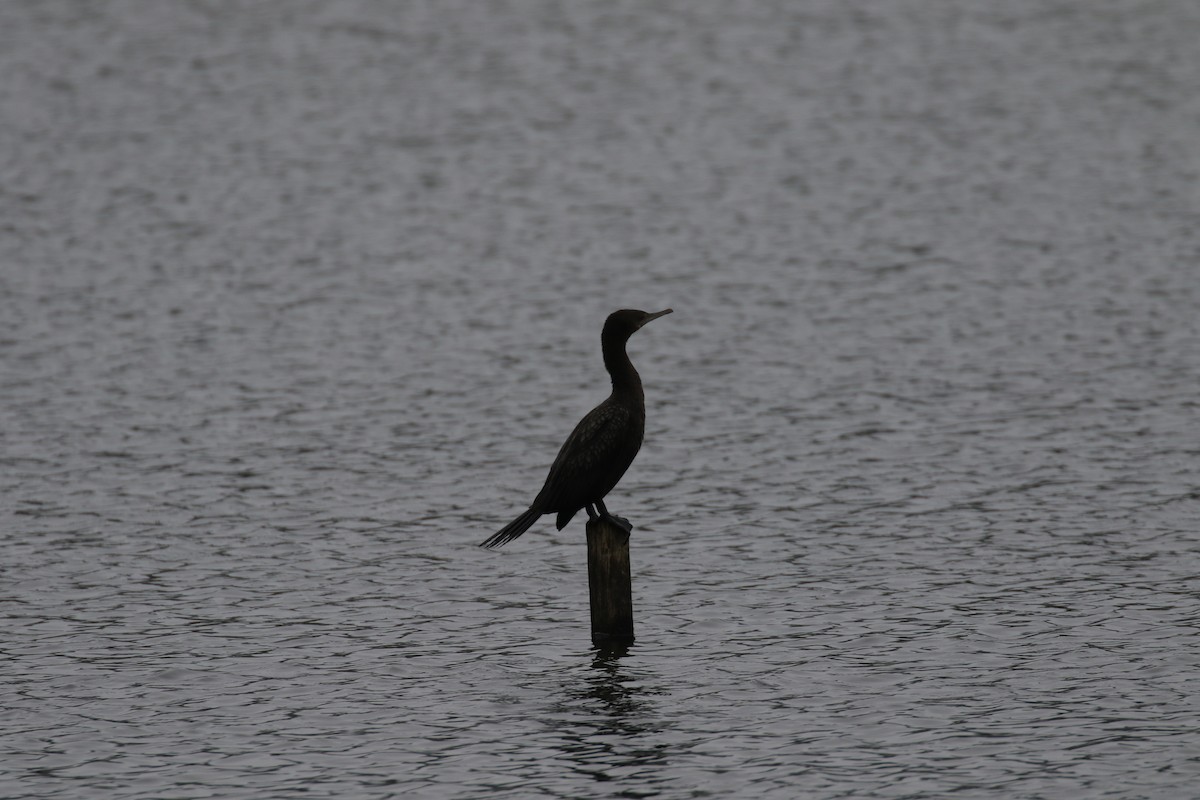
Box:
[602, 331, 644, 401]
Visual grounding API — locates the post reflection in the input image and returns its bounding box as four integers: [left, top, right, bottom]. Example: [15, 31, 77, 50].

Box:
[542, 643, 673, 785]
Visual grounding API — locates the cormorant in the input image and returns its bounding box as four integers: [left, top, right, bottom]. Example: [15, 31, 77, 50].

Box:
[480, 308, 672, 548]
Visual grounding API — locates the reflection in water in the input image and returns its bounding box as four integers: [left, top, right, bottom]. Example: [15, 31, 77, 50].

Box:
[581, 645, 646, 722]
[544, 646, 673, 785]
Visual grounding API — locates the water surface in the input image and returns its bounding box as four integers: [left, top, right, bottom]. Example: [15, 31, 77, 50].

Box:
[3, 2, 1198, 798]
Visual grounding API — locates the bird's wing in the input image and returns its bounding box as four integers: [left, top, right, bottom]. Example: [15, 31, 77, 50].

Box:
[532, 401, 630, 511]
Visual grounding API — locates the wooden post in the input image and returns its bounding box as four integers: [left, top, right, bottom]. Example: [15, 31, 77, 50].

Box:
[585, 517, 635, 646]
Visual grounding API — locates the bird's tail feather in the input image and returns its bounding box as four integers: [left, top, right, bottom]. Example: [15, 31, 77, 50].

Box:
[480, 508, 541, 548]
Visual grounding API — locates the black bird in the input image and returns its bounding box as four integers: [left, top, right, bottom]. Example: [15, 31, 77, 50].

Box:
[480, 308, 673, 548]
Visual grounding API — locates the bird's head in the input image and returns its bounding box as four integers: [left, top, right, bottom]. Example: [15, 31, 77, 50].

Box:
[604, 308, 673, 339]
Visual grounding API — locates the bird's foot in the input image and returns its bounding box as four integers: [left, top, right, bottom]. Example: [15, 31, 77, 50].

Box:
[603, 513, 633, 534]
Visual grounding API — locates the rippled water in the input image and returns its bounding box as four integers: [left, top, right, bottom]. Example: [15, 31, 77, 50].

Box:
[3, 2, 1199, 798]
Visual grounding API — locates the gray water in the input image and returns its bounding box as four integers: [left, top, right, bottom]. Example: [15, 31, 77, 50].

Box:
[3, 2, 1199, 798]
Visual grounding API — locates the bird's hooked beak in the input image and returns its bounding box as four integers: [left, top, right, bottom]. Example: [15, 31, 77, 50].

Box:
[639, 308, 673, 328]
